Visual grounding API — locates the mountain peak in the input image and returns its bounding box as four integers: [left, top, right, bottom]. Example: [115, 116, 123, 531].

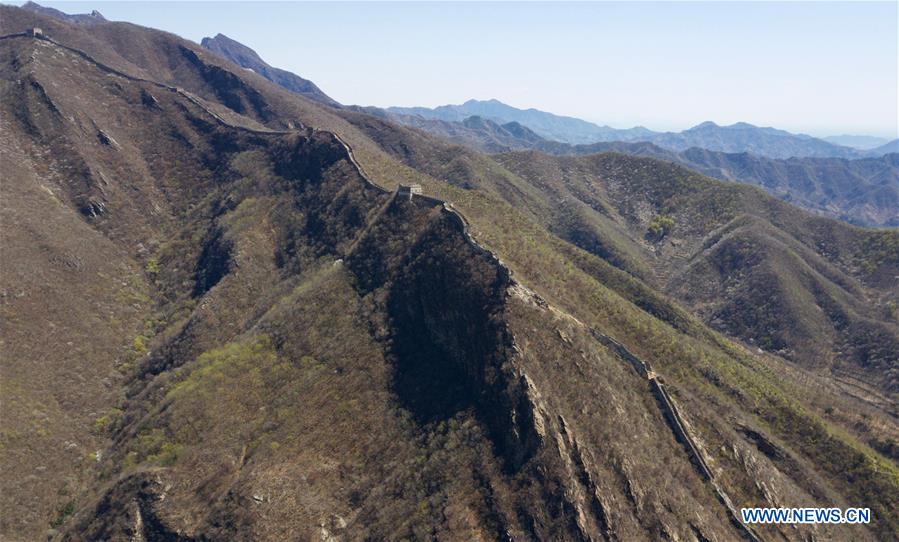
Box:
[691, 121, 719, 129]
[204, 33, 242, 47]
[200, 33, 338, 106]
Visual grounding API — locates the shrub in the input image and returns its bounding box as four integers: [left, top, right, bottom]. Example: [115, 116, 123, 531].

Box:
[92, 408, 123, 435]
[132, 336, 148, 355]
[647, 214, 675, 241]
[145, 258, 161, 276]
[50, 501, 75, 528]
[147, 442, 184, 466]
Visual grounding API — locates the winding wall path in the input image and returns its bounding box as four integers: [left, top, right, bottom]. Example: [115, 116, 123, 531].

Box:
[590, 329, 764, 542]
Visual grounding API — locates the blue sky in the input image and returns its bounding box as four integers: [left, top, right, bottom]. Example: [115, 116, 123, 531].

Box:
[22, 2, 899, 137]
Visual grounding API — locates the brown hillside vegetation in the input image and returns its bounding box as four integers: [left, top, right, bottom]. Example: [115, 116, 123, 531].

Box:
[1, 6, 898, 541]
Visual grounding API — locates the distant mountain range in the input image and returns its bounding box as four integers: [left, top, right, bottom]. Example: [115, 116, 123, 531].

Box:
[200, 33, 339, 106]
[389, 99, 656, 145]
[358, 109, 547, 154]
[388, 99, 891, 161]
[643, 120, 868, 159]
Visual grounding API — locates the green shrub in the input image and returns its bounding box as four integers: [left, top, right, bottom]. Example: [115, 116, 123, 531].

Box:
[147, 442, 184, 466]
[122, 428, 183, 468]
[92, 408, 123, 435]
[50, 501, 74, 528]
[132, 335, 148, 355]
[145, 258, 161, 276]
[647, 214, 675, 241]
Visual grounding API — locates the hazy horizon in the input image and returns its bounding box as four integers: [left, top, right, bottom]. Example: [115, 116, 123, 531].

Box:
[19, 1, 899, 139]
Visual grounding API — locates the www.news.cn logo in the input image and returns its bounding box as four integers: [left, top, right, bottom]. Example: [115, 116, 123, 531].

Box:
[741, 507, 871, 524]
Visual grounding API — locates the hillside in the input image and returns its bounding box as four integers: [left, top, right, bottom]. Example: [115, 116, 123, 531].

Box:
[675, 148, 899, 226]
[559, 142, 899, 228]
[490, 150, 899, 396]
[1, 5, 898, 542]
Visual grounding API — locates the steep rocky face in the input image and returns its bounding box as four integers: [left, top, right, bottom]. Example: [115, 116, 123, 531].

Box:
[346, 199, 544, 471]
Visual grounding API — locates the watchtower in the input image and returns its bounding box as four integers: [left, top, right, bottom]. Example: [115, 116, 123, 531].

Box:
[397, 184, 422, 201]
[28, 28, 44, 38]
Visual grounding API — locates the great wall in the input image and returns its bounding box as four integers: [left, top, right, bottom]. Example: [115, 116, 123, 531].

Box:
[3, 29, 765, 541]
[590, 330, 764, 542]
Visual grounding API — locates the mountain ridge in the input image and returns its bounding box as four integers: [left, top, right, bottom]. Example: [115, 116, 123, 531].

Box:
[21, 0, 106, 25]
[389, 98, 655, 146]
[200, 32, 339, 107]
[388, 99, 878, 160]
